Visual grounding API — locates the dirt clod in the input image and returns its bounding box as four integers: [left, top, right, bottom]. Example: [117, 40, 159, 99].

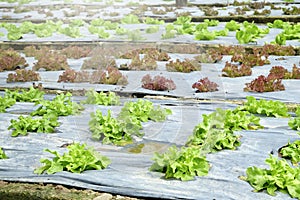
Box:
[93, 193, 113, 200]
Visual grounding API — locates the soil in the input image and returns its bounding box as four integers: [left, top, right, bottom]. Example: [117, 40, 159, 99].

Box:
[0, 181, 144, 200]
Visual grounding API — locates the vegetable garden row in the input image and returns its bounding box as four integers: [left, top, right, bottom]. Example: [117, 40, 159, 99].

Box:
[0, 44, 299, 101]
[0, 16, 299, 46]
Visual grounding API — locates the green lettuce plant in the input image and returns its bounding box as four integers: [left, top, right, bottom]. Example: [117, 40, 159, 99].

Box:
[186, 108, 261, 152]
[34, 143, 111, 174]
[59, 26, 81, 38]
[195, 23, 208, 31]
[162, 24, 177, 39]
[103, 21, 118, 30]
[240, 155, 300, 199]
[204, 19, 219, 26]
[267, 19, 291, 29]
[5, 24, 23, 40]
[195, 29, 216, 40]
[150, 146, 210, 181]
[89, 110, 142, 146]
[274, 33, 286, 45]
[225, 20, 241, 31]
[0, 96, 16, 113]
[115, 27, 128, 35]
[173, 15, 196, 35]
[121, 14, 140, 24]
[288, 107, 300, 131]
[89, 99, 172, 146]
[176, 23, 195, 35]
[238, 96, 290, 118]
[126, 29, 144, 41]
[0, 147, 8, 159]
[90, 18, 105, 26]
[146, 25, 160, 34]
[0, 0, 35, 4]
[5, 87, 44, 103]
[236, 21, 269, 44]
[215, 28, 228, 36]
[118, 99, 172, 123]
[88, 26, 110, 38]
[143, 17, 164, 25]
[33, 20, 63, 38]
[279, 140, 300, 166]
[81, 89, 120, 106]
[31, 93, 83, 117]
[8, 114, 59, 137]
[174, 16, 192, 25]
[70, 19, 85, 27]
[271, 22, 300, 45]
[19, 21, 35, 34]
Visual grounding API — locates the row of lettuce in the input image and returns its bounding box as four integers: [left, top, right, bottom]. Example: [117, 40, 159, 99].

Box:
[1, 44, 299, 94]
[0, 16, 299, 45]
[0, 87, 299, 199]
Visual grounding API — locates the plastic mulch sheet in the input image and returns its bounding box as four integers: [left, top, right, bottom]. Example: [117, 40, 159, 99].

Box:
[0, 99, 299, 200]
